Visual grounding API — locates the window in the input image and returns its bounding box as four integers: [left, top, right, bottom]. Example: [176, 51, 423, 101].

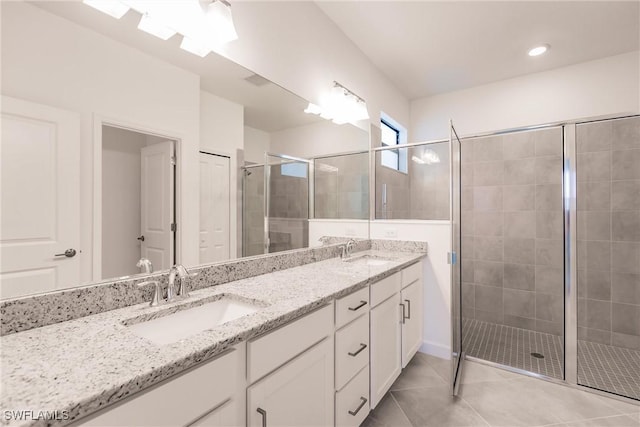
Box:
[281, 162, 307, 178]
[381, 119, 400, 170]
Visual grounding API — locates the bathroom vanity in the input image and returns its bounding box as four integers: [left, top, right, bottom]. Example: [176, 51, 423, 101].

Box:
[0, 241, 426, 427]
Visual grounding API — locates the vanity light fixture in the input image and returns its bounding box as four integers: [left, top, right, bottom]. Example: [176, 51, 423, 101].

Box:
[82, 0, 130, 19]
[83, 0, 238, 57]
[528, 44, 550, 57]
[137, 13, 177, 40]
[180, 36, 212, 58]
[304, 81, 369, 125]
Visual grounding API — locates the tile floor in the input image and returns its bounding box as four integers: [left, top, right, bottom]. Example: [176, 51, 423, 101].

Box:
[362, 353, 640, 427]
[462, 319, 640, 400]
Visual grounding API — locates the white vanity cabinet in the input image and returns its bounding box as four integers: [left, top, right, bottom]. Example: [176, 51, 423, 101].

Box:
[334, 287, 370, 427]
[370, 262, 423, 409]
[71, 344, 246, 427]
[246, 303, 334, 427]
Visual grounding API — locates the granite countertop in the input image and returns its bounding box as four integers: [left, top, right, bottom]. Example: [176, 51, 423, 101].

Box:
[0, 249, 425, 427]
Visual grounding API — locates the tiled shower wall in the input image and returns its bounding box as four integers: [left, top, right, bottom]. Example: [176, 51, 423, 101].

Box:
[243, 166, 265, 257]
[461, 127, 565, 336]
[314, 153, 369, 219]
[576, 116, 640, 350]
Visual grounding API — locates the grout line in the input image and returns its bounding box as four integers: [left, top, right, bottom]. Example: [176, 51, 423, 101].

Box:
[389, 391, 416, 427]
[459, 395, 493, 427]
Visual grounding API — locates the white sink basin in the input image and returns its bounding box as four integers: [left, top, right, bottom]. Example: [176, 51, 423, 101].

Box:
[345, 255, 393, 266]
[126, 296, 261, 345]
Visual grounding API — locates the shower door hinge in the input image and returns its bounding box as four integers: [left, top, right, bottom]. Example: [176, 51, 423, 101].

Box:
[171, 223, 176, 232]
[447, 251, 457, 265]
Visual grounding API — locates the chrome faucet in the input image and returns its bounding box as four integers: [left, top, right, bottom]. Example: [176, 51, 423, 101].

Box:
[136, 257, 153, 274]
[341, 239, 357, 261]
[137, 280, 162, 306]
[167, 264, 194, 302]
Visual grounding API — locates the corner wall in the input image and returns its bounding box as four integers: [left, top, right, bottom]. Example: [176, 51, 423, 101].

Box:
[411, 51, 640, 141]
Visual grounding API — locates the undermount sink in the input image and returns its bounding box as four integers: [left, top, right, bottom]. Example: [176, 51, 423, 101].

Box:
[345, 255, 394, 266]
[125, 295, 262, 345]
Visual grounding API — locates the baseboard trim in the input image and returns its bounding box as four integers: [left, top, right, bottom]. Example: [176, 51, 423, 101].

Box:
[419, 340, 451, 360]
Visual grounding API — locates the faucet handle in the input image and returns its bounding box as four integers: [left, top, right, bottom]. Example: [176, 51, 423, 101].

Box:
[137, 280, 162, 306]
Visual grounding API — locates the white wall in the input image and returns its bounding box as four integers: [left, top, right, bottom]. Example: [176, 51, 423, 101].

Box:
[216, 1, 410, 133]
[370, 221, 452, 359]
[200, 90, 244, 260]
[308, 220, 369, 247]
[1, 2, 201, 282]
[411, 51, 640, 141]
[270, 120, 369, 158]
[244, 126, 271, 164]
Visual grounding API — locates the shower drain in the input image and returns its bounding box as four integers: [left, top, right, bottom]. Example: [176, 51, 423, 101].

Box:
[530, 352, 545, 359]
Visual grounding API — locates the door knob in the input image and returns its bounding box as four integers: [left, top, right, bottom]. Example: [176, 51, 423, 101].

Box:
[137, 235, 145, 242]
[54, 249, 76, 258]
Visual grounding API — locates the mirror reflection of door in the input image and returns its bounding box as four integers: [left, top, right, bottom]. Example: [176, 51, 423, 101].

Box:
[199, 152, 231, 264]
[0, 96, 81, 299]
[101, 126, 176, 279]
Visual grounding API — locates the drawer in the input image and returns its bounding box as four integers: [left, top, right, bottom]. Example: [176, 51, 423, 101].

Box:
[335, 313, 369, 390]
[370, 272, 401, 307]
[335, 366, 370, 427]
[335, 286, 369, 329]
[402, 262, 422, 288]
[74, 346, 241, 427]
[248, 303, 333, 383]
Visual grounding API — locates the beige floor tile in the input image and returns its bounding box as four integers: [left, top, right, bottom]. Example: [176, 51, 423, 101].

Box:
[363, 393, 412, 427]
[392, 384, 490, 427]
[390, 353, 448, 391]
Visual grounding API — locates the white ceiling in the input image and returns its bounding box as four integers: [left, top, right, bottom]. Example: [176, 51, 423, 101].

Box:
[32, 1, 322, 133]
[317, 1, 640, 100]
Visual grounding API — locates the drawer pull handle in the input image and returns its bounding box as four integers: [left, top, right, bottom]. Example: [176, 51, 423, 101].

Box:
[404, 299, 411, 320]
[400, 303, 406, 324]
[348, 343, 367, 357]
[257, 408, 267, 427]
[348, 397, 368, 416]
[348, 300, 367, 311]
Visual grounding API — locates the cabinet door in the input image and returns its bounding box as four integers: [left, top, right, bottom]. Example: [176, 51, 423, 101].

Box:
[247, 338, 334, 427]
[370, 293, 401, 408]
[188, 399, 238, 427]
[401, 279, 423, 368]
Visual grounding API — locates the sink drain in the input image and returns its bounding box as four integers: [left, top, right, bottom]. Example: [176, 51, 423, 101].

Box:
[530, 352, 545, 359]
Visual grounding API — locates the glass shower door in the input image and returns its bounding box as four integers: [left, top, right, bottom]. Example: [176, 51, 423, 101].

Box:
[575, 115, 640, 401]
[450, 122, 463, 394]
[264, 153, 310, 254]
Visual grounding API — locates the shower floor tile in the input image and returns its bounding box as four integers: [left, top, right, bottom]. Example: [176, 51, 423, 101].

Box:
[463, 319, 640, 400]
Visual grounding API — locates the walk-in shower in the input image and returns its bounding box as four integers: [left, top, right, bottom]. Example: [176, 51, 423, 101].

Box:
[458, 114, 640, 402]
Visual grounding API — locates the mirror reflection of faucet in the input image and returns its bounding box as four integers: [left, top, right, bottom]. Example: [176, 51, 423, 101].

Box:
[341, 239, 357, 261]
[136, 258, 153, 274]
[137, 264, 197, 307]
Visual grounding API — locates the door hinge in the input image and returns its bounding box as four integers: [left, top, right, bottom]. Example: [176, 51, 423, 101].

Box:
[171, 156, 176, 166]
[171, 223, 176, 232]
[447, 251, 457, 265]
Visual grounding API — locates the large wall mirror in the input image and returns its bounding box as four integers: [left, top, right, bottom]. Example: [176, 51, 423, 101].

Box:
[0, 1, 369, 300]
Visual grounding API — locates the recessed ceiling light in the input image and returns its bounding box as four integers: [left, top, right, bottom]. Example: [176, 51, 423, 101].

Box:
[528, 44, 550, 57]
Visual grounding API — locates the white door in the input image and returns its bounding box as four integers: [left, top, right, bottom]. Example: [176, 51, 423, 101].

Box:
[0, 96, 80, 299]
[140, 140, 174, 271]
[199, 153, 230, 264]
[370, 293, 402, 408]
[247, 338, 334, 427]
[401, 280, 424, 368]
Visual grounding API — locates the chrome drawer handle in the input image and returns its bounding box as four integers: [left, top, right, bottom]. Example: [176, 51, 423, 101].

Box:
[404, 299, 411, 320]
[348, 343, 367, 357]
[257, 408, 267, 427]
[348, 397, 368, 416]
[348, 300, 367, 311]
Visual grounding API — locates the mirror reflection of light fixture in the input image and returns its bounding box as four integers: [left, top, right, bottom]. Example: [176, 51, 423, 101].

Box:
[137, 13, 177, 40]
[304, 81, 369, 125]
[205, 0, 238, 45]
[180, 36, 211, 57]
[83, 0, 130, 19]
[83, 0, 238, 57]
[412, 148, 441, 165]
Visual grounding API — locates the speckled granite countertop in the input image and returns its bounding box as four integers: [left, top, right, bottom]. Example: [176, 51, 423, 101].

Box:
[0, 249, 425, 427]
